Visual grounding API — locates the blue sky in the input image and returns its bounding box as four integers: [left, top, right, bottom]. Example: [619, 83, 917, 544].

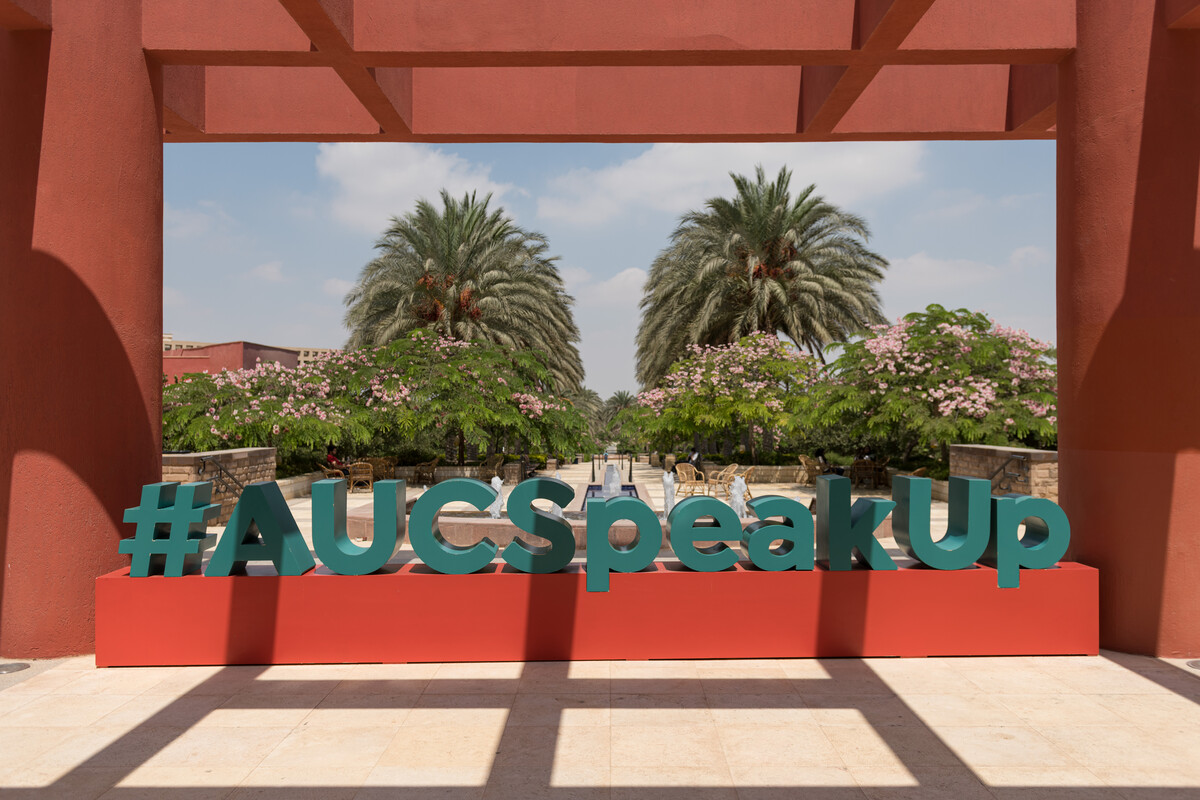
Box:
[164, 140, 1056, 397]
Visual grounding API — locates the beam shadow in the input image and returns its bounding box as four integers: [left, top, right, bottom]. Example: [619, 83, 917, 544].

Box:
[3, 653, 1190, 798]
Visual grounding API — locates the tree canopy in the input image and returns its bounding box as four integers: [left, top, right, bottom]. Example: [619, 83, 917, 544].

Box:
[800, 304, 1058, 457]
[629, 333, 819, 460]
[163, 329, 591, 472]
[636, 165, 888, 386]
[343, 191, 584, 390]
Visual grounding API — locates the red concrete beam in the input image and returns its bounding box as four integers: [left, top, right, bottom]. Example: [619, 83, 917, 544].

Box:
[354, 0, 856, 66]
[1007, 63, 1057, 132]
[835, 64, 1013, 135]
[204, 66, 379, 135]
[0, 0, 48, 30]
[162, 65, 205, 135]
[143, 0, 315, 66]
[167, 60, 1054, 142]
[901, 0, 1075, 62]
[278, 0, 410, 134]
[1166, 0, 1200, 28]
[801, 0, 936, 134]
[409, 66, 804, 138]
[350, 0, 1069, 67]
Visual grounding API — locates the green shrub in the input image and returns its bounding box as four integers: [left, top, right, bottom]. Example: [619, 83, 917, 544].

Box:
[393, 446, 442, 466]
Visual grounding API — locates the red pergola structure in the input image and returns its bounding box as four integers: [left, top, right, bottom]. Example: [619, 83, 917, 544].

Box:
[1, 0, 1198, 659]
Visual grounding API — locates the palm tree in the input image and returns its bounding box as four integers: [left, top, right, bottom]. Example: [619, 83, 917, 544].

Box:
[602, 389, 638, 446]
[635, 165, 888, 386]
[565, 387, 605, 444]
[344, 191, 584, 390]
[603, 390, 637, 427]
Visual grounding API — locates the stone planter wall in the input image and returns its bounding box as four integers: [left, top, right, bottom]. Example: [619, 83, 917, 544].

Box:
[161, 447, 276, 526]
[277, 471, 324, 500]
[949, 444, 1058, 502]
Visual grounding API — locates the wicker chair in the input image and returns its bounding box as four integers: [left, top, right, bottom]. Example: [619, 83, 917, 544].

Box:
[798, 455, 823, 486]
[347, 462, 374, 493]
[478, 453, 505, 483]
[872, 457, 892, 489]
[707, 464, 739, 498]
[850, 459, 876, 489]
[413, 455, 440, 486]
[319, 464, 346, 480]
[362, 457, 397, 482]
[675, 463, 708, 497]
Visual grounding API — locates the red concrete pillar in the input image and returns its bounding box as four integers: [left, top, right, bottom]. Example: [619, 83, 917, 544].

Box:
[0, 4, 162, 657]
[1058, 1, 1200, 656]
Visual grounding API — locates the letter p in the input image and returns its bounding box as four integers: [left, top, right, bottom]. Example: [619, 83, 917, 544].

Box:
[982, 494, 1070, 588]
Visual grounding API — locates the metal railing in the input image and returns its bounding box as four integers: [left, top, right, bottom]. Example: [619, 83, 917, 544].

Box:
[988, 453, 1029, 494]
[198, 456, 244, 495]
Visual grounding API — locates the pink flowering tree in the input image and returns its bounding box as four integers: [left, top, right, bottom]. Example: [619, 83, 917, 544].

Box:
[163, 329, 589, 473]
[628, 333, 818, 462]
[802, 304, 1057, 461]
[162, 348, 412, 463]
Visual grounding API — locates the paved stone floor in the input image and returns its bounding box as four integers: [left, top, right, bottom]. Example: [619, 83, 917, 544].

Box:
[5, 461, 1197, 797]
[1, 652, 1199, 798]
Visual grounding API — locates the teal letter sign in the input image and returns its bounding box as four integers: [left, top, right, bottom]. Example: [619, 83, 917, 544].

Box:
[205, 482, 315, 576]
[585, 496, 662, 592]
[127, 476, 1073, 588]
[814, 475, 896, 571]
[982, 493, 1071, 588]
[312, 479, 406, 575]
[503, 477, 577, 574]
[409, 478, 498, 574]
[741, 495, 814, 571]
[892, 476, 991, 570]
[667, 496, 743, 572]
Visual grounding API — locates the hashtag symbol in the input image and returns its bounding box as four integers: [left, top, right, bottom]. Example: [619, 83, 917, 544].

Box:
[120, 482, 220, 577]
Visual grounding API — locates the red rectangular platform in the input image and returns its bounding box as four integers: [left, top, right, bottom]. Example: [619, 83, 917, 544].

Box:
[95, 561, 1098, 666]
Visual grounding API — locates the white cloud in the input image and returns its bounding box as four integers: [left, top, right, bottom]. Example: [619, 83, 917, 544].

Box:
[564, 266, 647, 311]
[885, 251, 1000, 292]
[322, 278, 354, 298]
[316, 143, 513, 235]
[1008, 244, 1052, 270]
[249, 260, 285, 282]
[164, 200, 237, 239]
[164, 203, 213, 238]
[886, 246, 1052, 294]
[915, 191, 989, 221]
[563, 266, 648, 394]
[536, 142, 925, 226]
[880, 246, 1056, 344]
